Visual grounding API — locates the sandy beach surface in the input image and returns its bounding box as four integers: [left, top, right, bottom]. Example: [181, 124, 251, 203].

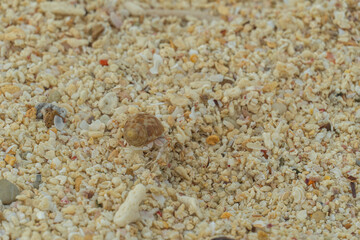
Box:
[0, 0, 359, 239]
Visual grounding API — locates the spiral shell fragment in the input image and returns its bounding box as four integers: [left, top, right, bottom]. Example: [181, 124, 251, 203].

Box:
[123, 113, 164, 147]
[292, 186, 305, 204]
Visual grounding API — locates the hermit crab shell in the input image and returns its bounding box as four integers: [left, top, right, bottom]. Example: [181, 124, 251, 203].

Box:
[123, 113, 164, 147]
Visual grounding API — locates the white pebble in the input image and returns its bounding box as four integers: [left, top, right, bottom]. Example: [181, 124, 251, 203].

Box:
[99, 92, 118, 115]
[51, 157, 62, 169]
[114, 184, 147, 227]
[150, 54, 163, 75]
[54, 115, 65, 130]
[297, 210, 307, 221]
[55, 175, 67, 185]
[209, 74, 224, 82]
[189, 49, 198, 56]
[3, 63, 13, 70]
[152, 194, 165, 207]
[89, 120, 105, 132]
[124, 2, 145, 16]
[178, 195, 203, 219]
[54, 212, 63, 223]
[79, 120, 89, 130]
[36, 211, 46, 220]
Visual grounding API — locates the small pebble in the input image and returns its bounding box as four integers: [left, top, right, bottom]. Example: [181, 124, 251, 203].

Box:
[0, 85, 21, 94]
[114, 184, 146, 227]
[74, 176, 83, 192]
[33, 174, 42, 189]
[311, 211, 325, 222]
[169, 94, 190, 107]
[297, 210, 307, 221]
[79, 120, 89, 130]
[4, 154, 16, 166]
[90, 24, 105, 41]
[272, 102, 287, 115]
[54, 115, 65, 130]
[3, 28, 26, 41]
[0, 179, 20, 205]
[356, 159, 360, 166]
[47, 89, 62, 103]
[206, 135, 220, 145]
[98, 92, 118, 115]
[257, 230, 269, 240]
[109, 12, 123, 29]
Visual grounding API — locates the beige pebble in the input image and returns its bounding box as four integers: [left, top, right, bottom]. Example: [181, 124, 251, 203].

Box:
[178, 195, 203, 219]
[224, 87, 241, 99]
[169, 94, 191, 107]
[333, 11, 351, 29]
[263, 82, 278, 93]
[108, 149, 119, 162]
[33, 197, 50, 211]
[272, 102, 287, 114]
[40, 2, 86, 16]
[47, 89, 62, 103]
[174, 166, 191, 180]
[88, 131, 104, 138]
[65, 84, 77, 97]
[62, 205, 77, 214]
[311, 211, 325, 222]
[257, 230, 269, 240]
[4, 27, 25, 41]
[124, 2, 145, 16]
[1, 85, 20, 95]
[274, 62, 299, 78]
[74, 176, 83, 192]
[217, 5, 229, 15]
[90, 24, 105, 41]
[98, 92, 118, 115]
[297, 210, 307, 221]
[63, 38, 89, 48]
[215, 62, 228, 75]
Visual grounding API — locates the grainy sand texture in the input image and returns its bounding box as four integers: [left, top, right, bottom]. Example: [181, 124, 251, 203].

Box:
[0, 0, 360, 239]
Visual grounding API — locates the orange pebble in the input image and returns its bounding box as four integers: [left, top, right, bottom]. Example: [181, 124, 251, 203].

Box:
[25, 107, 36, 119]
[47, 128, 57, 134]
[187, 25, 195, 33]
[99, 59, 108, 66]
[220, 212, 232, 219]
[206, 135, 220, 145]
[162, 221, 169, 229]
[266, 41, 277, 48]
[5, 155, 16, 166]
[190, 54, 198, 63]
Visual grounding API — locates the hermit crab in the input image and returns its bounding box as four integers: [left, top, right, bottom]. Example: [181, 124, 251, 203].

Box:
[123, 113, 167, 161]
